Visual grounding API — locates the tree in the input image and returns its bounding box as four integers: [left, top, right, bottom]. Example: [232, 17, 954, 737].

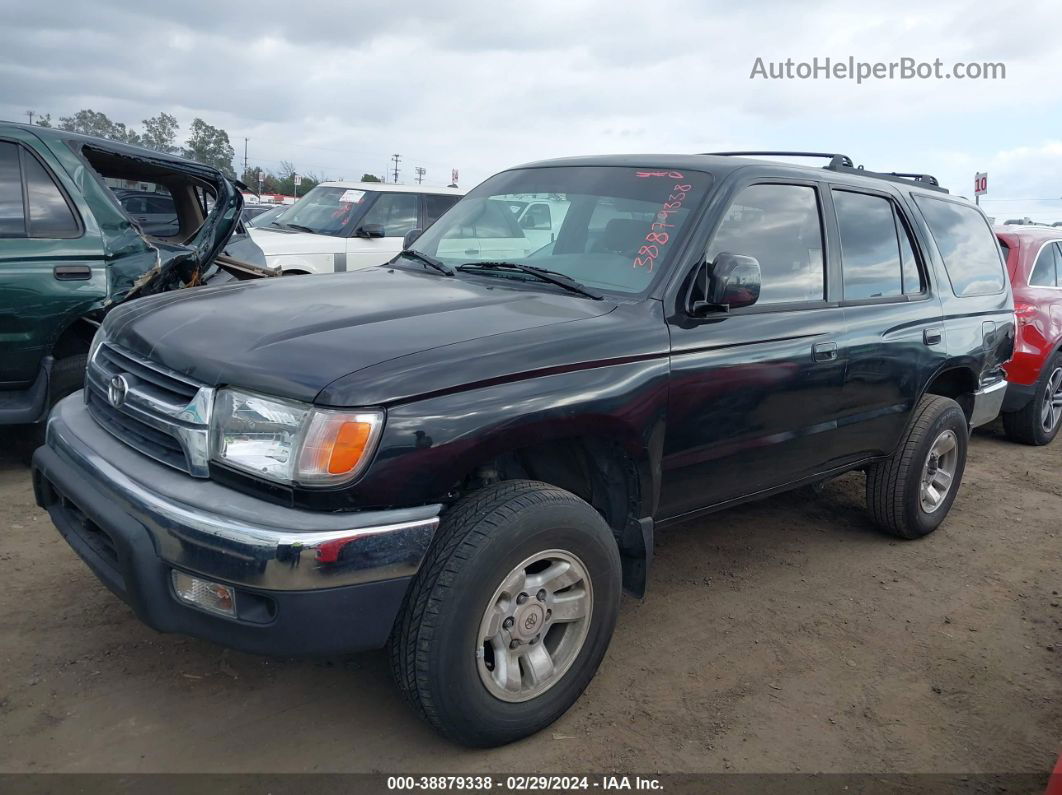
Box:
[35, 114, 52, 128]
[361, 173, 382, 183]
[57, 109, 141, 145]
[183, 118, 235, 176]
[140, 112, 180, 154]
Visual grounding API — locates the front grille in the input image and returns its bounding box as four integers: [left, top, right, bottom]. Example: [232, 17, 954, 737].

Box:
[85, 341, 213, 476]
[87, 390, 189, 470]
[95, 344, 198, 405]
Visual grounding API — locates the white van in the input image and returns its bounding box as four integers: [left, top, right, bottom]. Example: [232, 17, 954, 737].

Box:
[248, 182, 463, 274]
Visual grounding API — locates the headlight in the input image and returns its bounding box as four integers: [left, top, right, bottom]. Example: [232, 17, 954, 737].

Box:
[211, 388, 383, 486]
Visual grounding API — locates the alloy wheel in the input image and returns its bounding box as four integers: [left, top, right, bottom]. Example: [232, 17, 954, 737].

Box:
[476, 549, 593, 703]
[920, 429, 959, 513]
[1040, 367, 1062, 434]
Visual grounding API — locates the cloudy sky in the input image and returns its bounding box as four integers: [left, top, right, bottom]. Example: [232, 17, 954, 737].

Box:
[3, 0, 1062, 221]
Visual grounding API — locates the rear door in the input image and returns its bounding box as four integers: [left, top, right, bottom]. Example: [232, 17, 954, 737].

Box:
[829, 185, 946, 461]
[0, 136, 104, 386]
[912, 194, 1013, 393]
[660, 180, 849, 517]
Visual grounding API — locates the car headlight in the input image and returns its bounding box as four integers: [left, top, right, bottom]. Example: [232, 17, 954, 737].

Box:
[211, 388, 383, 486]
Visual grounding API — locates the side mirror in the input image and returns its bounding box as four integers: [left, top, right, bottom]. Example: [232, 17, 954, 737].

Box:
[355, 223, 385, 239]
[403, 228, 423, 249]
[691, 252, 761, 315]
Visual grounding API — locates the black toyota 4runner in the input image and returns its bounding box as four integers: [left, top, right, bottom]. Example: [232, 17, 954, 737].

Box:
[32, 152, 1014, 746]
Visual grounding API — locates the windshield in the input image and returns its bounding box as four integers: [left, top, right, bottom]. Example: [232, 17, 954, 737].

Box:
[409, 166, 711, 295]
[268, 186, 373, 236]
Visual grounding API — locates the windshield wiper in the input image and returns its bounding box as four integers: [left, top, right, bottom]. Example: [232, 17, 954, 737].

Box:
[398, 249, 454, 276]
[281, 222, 317, 234]
[456, 262, 603, 300]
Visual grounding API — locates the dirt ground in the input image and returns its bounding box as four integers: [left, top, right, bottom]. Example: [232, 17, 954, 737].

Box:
[0, 420, 1058, 776]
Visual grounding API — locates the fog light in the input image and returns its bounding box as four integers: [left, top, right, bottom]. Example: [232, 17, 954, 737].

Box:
[171, 570, 237, 618]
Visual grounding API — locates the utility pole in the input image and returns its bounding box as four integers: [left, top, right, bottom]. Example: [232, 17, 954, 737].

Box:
[25, 110, 34, 125]
[243, 138, 249, 180]
[415, 167, 426, 184]
[391, 154, 401, 184]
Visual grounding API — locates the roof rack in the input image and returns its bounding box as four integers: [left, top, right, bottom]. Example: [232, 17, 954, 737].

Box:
[705, 151, 854, 169]
[702, 151, 948, 193]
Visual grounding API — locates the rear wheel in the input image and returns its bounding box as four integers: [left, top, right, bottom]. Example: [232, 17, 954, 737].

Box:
[389, 480, 622, 747]
[866, 394, 968, 539]
[1002, 353, 1062, 446]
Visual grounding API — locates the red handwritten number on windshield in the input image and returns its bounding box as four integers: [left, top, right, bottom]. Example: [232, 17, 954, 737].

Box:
[634, 172, 691, 272]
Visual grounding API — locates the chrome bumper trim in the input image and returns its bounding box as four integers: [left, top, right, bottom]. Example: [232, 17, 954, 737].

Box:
[970, 378, 1008, 428]
[42, 395, 441, 591]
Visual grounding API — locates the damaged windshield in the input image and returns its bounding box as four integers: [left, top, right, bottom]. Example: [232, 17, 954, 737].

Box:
[267, 186, 373, 236]
[408, 166, 711, 295]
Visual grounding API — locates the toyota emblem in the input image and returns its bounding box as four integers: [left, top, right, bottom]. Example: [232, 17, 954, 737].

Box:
[108, 374, 130, 408]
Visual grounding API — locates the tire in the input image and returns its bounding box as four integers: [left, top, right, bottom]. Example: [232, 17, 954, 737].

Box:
[14, 354, 88, 461]
[866, 394, 969, 539]
[1002, 353, 1062, 446]
[388, 479, 622, 747]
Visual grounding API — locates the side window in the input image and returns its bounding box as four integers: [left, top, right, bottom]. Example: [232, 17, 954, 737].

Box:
[0, 141, 25, 238]
[520, 203, 552, 231]
[423, 193, 459, 227]
[707, 184, 825, 304]
[1029, 244, 1058, 287]
[147, 195, 175, 214]
[914, 196, 1006, 297]
[361, 193, 419, 236]
[22, 150, 78, 238]
[835, 191, 903, 300]
[122, 196, 148, 213]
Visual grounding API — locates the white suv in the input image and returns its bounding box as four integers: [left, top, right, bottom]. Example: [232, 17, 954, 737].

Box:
[248, 182, 463, 274]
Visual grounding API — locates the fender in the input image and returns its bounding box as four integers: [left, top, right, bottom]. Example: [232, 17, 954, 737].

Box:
[352, 357, 671, 520]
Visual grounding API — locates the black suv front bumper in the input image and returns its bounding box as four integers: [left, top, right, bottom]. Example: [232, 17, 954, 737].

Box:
[32, 395, 442, 656]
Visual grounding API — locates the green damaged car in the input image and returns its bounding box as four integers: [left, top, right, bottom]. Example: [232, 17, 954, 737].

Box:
[0, 121, 275, 436]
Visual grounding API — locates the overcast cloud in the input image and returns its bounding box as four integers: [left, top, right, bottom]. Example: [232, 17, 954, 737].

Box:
[2, 0, 1062, 220]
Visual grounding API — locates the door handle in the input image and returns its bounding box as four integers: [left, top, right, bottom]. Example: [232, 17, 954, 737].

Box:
[53, 265, 91, 281]
[812, 341, 838, 362]
[923, 327, 942, 345]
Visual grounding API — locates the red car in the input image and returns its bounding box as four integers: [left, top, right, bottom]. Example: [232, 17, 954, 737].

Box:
[996, 226, 1062, 444]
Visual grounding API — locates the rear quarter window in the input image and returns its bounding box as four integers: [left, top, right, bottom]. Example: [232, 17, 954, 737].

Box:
[915, 196, 1006, 297]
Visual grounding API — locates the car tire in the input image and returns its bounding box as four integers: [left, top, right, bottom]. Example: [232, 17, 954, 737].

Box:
[388, 479, 622, 747]
[1002, 353, 1062, 446]
[866, 394, 968, 539]
[14, 354, 89, 461]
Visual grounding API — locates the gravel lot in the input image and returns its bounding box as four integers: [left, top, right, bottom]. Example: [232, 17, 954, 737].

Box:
[0, 419, 1058, 776]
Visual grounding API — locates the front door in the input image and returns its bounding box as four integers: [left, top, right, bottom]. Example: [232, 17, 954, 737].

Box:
[659, 181, 848, 519]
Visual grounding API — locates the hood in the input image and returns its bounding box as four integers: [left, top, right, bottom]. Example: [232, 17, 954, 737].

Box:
[249, 226, 347, 256]
[104, 267, 617, 404]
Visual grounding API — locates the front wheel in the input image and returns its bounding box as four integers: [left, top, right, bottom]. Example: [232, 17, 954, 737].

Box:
[388, 480, 622, 747]
[866, 394, 969, 539]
